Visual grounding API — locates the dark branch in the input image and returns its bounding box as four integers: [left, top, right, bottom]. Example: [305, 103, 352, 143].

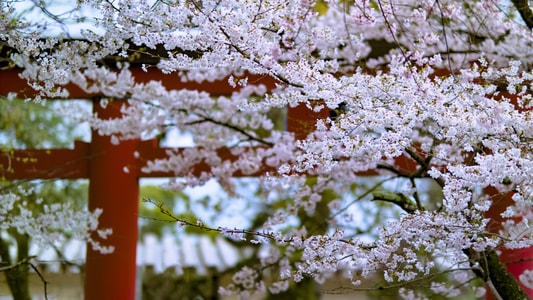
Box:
[478, 249, 529, 300]
[185, 116, 274, 146]
[30, 263, 49, 300]
[372, 191, 417, 213]
[511, 0, 533, 29]
[0, 256, 36, 272]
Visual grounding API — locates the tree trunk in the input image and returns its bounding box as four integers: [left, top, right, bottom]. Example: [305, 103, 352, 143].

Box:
[0, 234, 31, 300]
[485, 249, 529, 299]
[468, 248, 529, 300]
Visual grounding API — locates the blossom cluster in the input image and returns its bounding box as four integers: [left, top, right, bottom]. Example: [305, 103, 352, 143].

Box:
[0, 186, 113, 255]
[4, 0, 533, 298]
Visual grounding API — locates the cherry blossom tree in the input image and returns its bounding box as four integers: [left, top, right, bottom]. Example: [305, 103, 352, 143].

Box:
[3, 0, 533, 298]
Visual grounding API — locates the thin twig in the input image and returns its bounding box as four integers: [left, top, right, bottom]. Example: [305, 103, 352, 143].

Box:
[185, 115, 273, 146]
[323, 266, 479, 293]
[434, 0, 456, 76]
[189, 0, 304, 88]
[323, 176, 400, 225]
[409, 177, 424, 211]
[30, 263, 49, 300]
[141, 198, 283, 242]
[0, 256, 36, 272]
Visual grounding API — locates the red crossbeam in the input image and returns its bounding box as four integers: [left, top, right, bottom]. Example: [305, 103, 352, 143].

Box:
[0, 140, 279, 179]
[0, 68, 278, 99]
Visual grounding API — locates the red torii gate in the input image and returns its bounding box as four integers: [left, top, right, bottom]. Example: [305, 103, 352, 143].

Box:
[1, 65, 532, 299]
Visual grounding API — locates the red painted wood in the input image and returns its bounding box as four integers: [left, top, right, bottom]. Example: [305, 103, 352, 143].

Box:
[286, 102, 329, 140]
[0, 68, 278, 99]
[0, 142, 280, 180]
[84, 100, 139, 300]
[0, 140, 90, 179]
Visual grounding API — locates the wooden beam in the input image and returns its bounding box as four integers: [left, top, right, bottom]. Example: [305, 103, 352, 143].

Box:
[0, 68, 279, 99]
[85, 100, 138, 300]
[0, 141, 90, 180]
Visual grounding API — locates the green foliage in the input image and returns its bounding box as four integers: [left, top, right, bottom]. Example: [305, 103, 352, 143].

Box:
[142, 266, 219, 300]
[139, 185, 188, 238]
[313, 0, 329, 15]
[0, 42, 16, 70]
[0, 97, 83, 149]
[255, 107, 286, 139]
[139, 185, 224, 241]
[266, 277, 321, 300]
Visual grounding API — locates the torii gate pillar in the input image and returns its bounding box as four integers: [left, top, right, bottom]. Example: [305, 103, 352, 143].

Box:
[85, 99, 139, 299]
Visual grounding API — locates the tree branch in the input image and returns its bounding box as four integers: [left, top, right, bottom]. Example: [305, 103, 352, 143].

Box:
[372, 191, 417, 213]
[185, 115, 274, 146]
[141, 198, 282, 242]
[0, 255, 36, 272]
[466, 248, 530, 300]
[409, 177, 424, 211]
[481, 249, 529, 299]
[511, 0, 533, 29]
[30, 263, 49, 300]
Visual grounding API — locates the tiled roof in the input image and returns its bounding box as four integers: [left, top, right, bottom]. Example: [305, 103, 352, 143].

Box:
[33, 234, 243, 274]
